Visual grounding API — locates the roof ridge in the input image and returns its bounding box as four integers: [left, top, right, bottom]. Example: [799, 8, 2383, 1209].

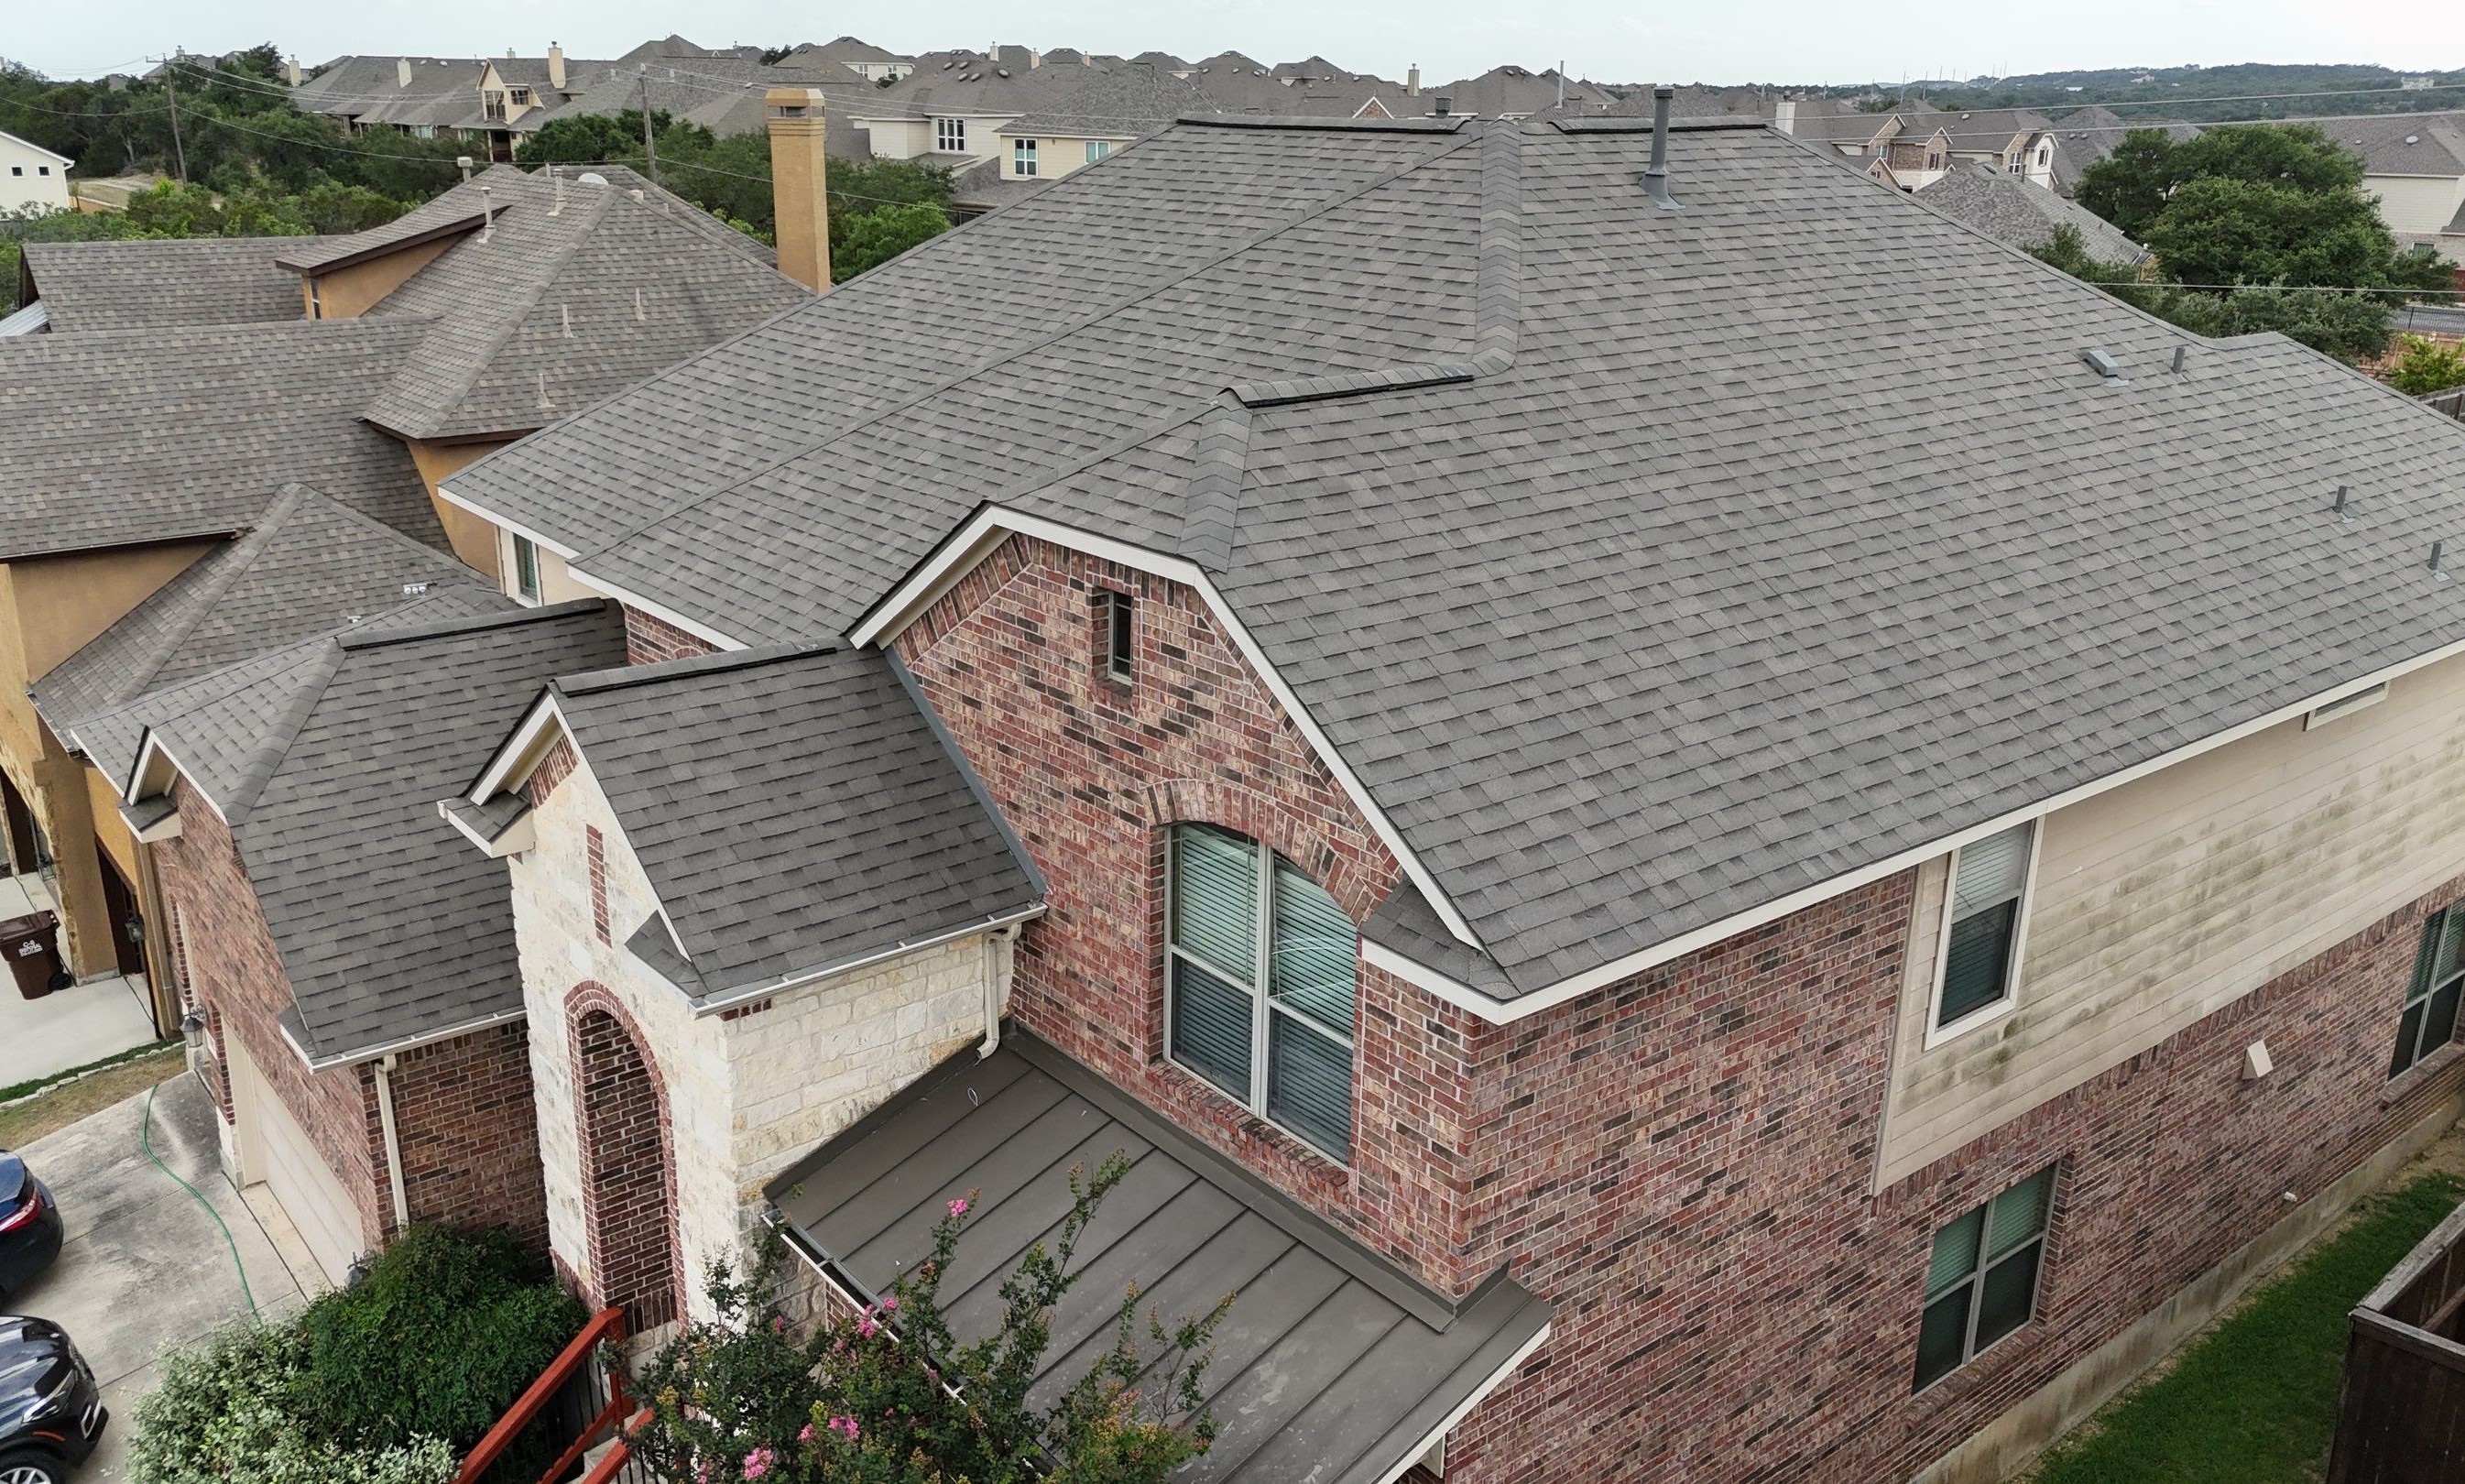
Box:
[573, 123, 1488, 565]
[555, 638, 837, 695]
[221, 641, 348, 827]
[1178, 396, 1250, 573]
[337, 595, 607, 651]
[103, 489, 299, 702]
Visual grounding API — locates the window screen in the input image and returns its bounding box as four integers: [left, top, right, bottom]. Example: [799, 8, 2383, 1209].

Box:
[1167, 824, 1358, 1160]
[1938, 822, 2033, 1028]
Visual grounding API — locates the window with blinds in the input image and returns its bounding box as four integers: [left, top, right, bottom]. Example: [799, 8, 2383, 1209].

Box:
[1936, 822, 2034, 1031]
[1914, 1165, 2056, 1391]
[1166, 824, 1358, 1161]
[2394, 907, 2465, 1077]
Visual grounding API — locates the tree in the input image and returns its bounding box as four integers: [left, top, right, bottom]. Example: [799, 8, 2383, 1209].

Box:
[833, 200, 951, 280]
[628, 1154, 1228, 1484]
[515, 109, 677, 169]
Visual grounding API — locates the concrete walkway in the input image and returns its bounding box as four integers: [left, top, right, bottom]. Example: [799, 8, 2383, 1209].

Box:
[0, 873, 158, 1086]
[8, 1070, 323, 1478]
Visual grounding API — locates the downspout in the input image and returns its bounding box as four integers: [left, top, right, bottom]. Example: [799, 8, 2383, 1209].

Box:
[372, 1053, 410, 1234]
[977, 922, 1023, 1058]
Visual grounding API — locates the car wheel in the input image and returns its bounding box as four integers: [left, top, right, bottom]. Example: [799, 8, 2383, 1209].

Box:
[0, 1448, 60, 1484]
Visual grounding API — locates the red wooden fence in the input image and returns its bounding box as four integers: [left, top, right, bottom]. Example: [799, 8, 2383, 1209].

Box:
[458, 1305, 650, 1484]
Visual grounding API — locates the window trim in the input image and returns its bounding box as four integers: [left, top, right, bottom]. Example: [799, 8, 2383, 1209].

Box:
[1098, 590, 1133, 683]
[1923, 820, 2043, 1049]
[1913, 1164, 2057, 1393]
[1013, 137, 1038, 176]
[1085, 139, 1112, 163]
[511, 532, 542, 603]
[2394, 906, 2465, 1077]
[936, 116, 965, 152]
[1162, 826, 1358, 1165]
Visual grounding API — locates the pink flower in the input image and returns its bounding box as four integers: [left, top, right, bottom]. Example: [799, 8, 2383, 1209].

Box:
[797, 1423, 815, 1444]
[771, 1315, 785, 1332]
[856, 1315, 878, 1338]
[878, 1294, 898, 1313]
[947, 1198, 969, 1218]
[742, 1446, 775, 1479]
[828, 1414, 860, 1443]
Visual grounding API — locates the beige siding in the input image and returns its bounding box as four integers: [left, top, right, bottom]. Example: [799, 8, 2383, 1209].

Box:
[494, 525, 597, 606]
[2366, 172, 2465, 236]
[1877, 649, 2465, 1188]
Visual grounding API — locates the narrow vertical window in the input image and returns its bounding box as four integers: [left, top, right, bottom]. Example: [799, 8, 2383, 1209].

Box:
[1013, 138, 1037, 176]
[1166, 824, 1358, 1161]
[1936, 821, 2034, 1031]
[1099, 591, 1133, 682]
[2394, 906, 2465, 1076]
[513, 534, 541, 602]
[1914, 1165, 2056, 1391]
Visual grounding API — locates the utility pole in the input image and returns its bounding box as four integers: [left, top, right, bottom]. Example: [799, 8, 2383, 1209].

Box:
[162, 57, 190, 184]
[638, 69, 659, 185]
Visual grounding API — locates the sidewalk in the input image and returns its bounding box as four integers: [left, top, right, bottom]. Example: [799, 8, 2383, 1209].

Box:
[0, 873, 157, 1087]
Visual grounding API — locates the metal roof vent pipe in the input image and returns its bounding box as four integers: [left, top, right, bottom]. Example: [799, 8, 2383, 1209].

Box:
[1642, 86, 1682, 212]
[478, 183, 494, 242]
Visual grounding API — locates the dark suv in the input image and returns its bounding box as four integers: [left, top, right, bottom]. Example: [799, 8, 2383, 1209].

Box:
[0, 1155, 61, 1298]
[0, 1317, 104, 1481]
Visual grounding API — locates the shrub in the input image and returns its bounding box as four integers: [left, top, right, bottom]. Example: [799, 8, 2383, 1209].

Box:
[629, 1153, 1228, 1483]
[2389, 333, 2465, 397]
[300, 1223, 588, 1471]
[127, 1318, 456, 1484]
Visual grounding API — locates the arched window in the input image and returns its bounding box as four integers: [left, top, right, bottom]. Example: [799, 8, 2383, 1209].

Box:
[1165, 824, 1358, 1161]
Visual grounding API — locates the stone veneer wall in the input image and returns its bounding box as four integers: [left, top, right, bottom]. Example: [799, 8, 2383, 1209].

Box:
[513, 738, 998, 1323]
[892, 532, 2465, 1482]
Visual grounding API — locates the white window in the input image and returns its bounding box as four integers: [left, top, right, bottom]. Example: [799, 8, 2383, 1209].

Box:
[1914, 1165, 2056, 1391]
[1166, 824, 1358, 1162]
[1012, 138, 1037, 176]
[2394, 907, 2465, 1076]
[1930, 821, 2035, 1036]
[1085, 139, 1112, 163]
[511, 534, 541, 602]
[936, 116, 965, 152]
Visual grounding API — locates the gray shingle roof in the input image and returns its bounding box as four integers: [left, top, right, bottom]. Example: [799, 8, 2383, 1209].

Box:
[2313, 111, 2465, 177]
[540, 643, 1042, 1002]
[770, 1031, 1548, 1484]
[997, 71, 1219, 138]
[0, 319, 441, 559]
[20, 237, 306, 333]
[128, 600, 627, 1061]
[32, 483, 500, 746]
[847, 50, 1106, 123]
[446, 115, 2465, 1002]
[1916, 160, 2148, 263]
[356, 165, 807, 441]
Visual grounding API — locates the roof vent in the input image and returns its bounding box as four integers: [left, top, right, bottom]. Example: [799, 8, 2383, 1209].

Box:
[996, 67, 1009, 77]
[1434, 95, 1450, 115]
[401, 581, 431, 596]
[576, 171, 609, 186]
[2079, 347, 2126, 383]
[2405, 134, 2421, 145]
[1642, 86, 1681, 212]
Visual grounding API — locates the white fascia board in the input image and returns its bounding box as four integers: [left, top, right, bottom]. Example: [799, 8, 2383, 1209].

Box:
[125, 732, 230, 825]
[435, 798, 535, 857]
[688, 902, 1048, 1018]
[849, 505, 1487, 951]
[128, 808, 184, 845]
[1369, 1319, 1553, 1484]
[431, 481, 582, 558]
[1370, 634, 2465, 1025]
[469, 691, 570, 803]
[309, 1005, 530, 1072]
[558, 566, 749, 654]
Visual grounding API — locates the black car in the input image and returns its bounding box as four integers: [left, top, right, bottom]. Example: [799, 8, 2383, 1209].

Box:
[0, 1317, 104, 1481]
[0, 1157, 60, 1298]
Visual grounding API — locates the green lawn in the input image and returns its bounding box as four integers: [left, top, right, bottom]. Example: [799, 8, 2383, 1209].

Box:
[2031, 1172, 2465, 1484]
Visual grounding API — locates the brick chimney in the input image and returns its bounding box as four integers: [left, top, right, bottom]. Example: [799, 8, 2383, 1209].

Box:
[766, 87, 833, 294]
[548, 42, 566, 91]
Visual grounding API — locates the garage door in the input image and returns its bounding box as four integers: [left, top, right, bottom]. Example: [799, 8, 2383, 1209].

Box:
[225, 1034, 362, 1287]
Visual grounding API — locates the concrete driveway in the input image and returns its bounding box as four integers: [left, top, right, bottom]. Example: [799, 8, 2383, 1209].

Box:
[5, 1070, 321, 1479]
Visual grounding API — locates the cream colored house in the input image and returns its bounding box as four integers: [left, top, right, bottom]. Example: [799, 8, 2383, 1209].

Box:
[0, 129, 72, 215]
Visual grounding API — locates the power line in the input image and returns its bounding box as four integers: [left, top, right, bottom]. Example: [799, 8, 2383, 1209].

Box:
[2086, 280, 2465, 297]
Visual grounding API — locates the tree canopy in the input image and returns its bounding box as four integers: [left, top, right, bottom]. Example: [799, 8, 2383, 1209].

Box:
[2042, 125, 2454, 362]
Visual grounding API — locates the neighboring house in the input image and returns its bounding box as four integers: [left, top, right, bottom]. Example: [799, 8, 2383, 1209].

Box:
[0, 128, 72, 214]
[1792, 99, 2058, 191]
[0, 161, 808, 1079]
[437, 112, 2465, 1479]
[842, 49, 1100, 166]
[105, 597, 624, 1283]
[2320, 112, 2465, 242]
[1916, 159, 2150, 263]
[788, 37, 916, 83]
[973, 71, 1219, 206]
[1422, 63, 1620, 120]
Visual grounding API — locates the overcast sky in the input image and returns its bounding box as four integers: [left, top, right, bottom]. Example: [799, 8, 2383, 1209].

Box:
[12, 0, 2460, 87]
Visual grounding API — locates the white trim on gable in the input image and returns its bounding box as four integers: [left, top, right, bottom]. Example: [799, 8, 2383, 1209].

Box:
[849, 504, 1489, 952]
[0, 129, 75, 168]
[125, 731, 232, 825]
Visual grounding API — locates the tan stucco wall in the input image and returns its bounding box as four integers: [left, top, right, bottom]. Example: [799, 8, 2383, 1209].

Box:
[308, 235, 458, 320]
[493, 526, 597, 606]
[85, 762, 135, 880]
[406, 440, 515, 577]
[0, 544, 216, 977]
[510, 747, 997, 1323]
[1879, 649, 2465, 1185]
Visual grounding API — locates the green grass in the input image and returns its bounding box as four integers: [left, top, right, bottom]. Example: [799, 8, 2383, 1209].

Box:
[0, 1036, 180, 1106]
[2031, 1172, 2465, 1484]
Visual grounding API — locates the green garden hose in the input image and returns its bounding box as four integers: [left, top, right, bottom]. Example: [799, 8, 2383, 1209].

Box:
[141, 1082, 255, 1314]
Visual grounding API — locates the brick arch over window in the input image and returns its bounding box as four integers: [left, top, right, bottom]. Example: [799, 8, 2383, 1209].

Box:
[565, 983, 682, 1331]
[1142, 778, 1389, 927]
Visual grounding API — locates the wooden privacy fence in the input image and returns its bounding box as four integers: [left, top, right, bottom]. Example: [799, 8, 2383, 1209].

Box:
[457, 1305, 655, 1484]
[2423, 386, 2465, 421]
[2327, 1197, 2465, 1482]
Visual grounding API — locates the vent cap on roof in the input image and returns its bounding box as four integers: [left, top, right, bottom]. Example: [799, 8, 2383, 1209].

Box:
[2080, 348, 2127, 383]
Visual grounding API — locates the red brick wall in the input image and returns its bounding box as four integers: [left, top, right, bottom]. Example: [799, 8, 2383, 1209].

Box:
[623, 606, 719, 666]
[379, 1020, 550, 1249]
[565, 982, 683, 1330]
[151, 776, 385, 1254]
[895, 533, 2465, 1481]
